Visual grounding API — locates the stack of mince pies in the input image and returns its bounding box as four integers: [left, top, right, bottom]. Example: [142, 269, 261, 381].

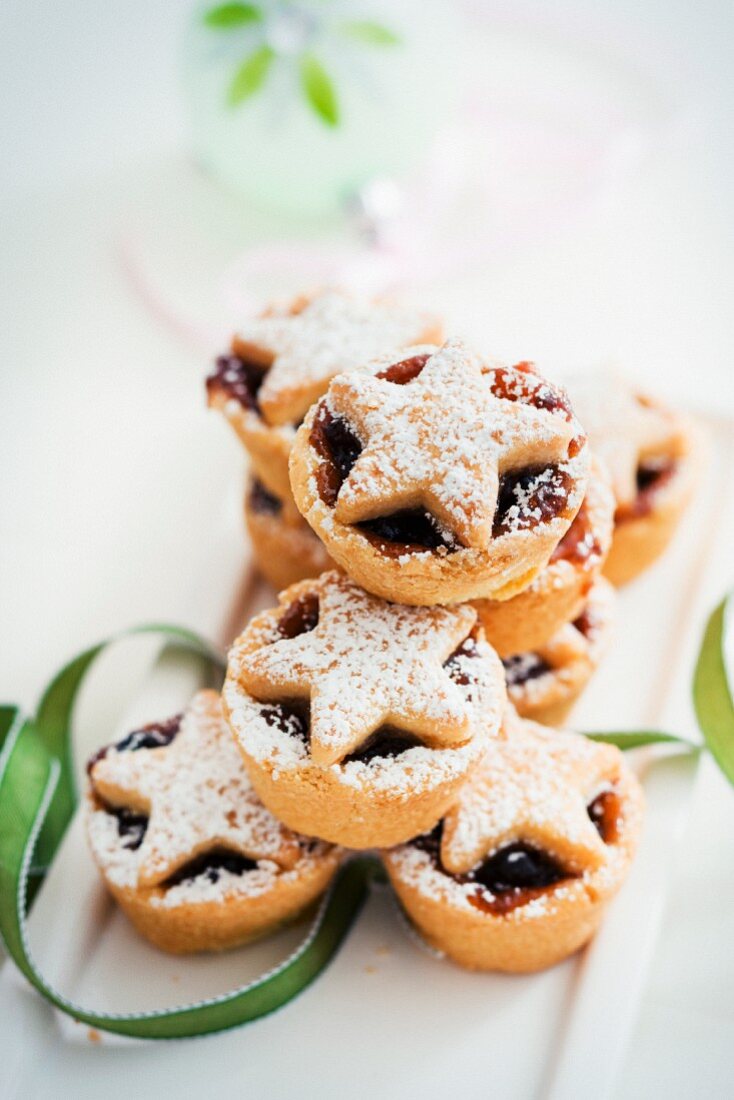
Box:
[86, 290, 693, 973]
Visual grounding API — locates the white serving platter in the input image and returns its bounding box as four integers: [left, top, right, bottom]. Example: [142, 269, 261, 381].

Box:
[1, 414, 732, 1100]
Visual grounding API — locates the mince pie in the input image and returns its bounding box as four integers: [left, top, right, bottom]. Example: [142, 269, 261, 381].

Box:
[207, 289, 441, 501]
[289, 342, 590, 605]
[222, 570, 505, 849]
[503, 575, 616, 726]
[569, 374, 696, 585]
[473, 458, 614, 656]
[245, 477, 333, 591]
[85, 690, 340, 954]
[383, 708, 643, 972]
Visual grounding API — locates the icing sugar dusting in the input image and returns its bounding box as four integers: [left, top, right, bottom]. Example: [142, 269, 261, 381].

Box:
[86, 797, 330, 907]
[326, 340, 582, 550]
[86, 800, 140, 889]
[567, 372, 686, 507]
[224, 572, 506, 792]
[386, 716, 639, 921]
[238, 290, 438, 426]
[86, 691, 316, 895]
[334, 737, 484, 797]
[237, 571, 490, 766]
[440, 719, 616, 875]
[150, 858, 330, 909]
[388, 844, 603, 921]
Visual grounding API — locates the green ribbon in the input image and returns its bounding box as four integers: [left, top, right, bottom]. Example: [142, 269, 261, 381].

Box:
[0, 626, 375, 1039]
[1, 593, 731, 1040]
[694, 595, 734, 785]
[588, 591, 733, 761]
[584, 729, 698, 751]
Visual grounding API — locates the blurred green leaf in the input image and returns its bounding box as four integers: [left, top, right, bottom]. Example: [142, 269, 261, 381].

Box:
[693, 593, 734, 784]
[228, 45, 274, 106]
[300, 54, 340, 127]
[205, 3, 262, 28]
[339, 19, 401, 46]
[585, 730, 698, 751]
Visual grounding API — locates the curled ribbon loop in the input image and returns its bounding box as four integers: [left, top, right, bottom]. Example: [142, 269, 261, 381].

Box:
[1, 595, 724, 1038]
[0, 625, 375, 1039]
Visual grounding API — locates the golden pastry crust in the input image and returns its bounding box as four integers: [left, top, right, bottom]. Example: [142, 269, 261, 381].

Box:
[245, 478, 333, 590]
[90, 824, 339, 954]
[474, 458, 614, 656]
[223, 571, 506, 849]
[503, 575, 616, 726]
[85, 691, 340, 954]
[569, 375, 696, 586]
[229, 407, 295, 502]
[383, 710, 644, 973]
[289, 344, 590, 606]
[207, 290, 442, 501]
[603, 436, 697, 585]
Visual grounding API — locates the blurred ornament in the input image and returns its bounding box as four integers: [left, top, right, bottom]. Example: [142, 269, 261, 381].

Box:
[122, 7, 680, 343]
[183, 0, 462, 218]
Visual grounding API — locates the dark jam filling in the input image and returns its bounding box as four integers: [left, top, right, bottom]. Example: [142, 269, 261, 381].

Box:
[115, 715, 182, 754]
[86, 714, 182, 774]
[164, 849, 258, 888]
[489, 364, 584, 456]
[260, 700, 311, 744]
[550, 504, 601, 568]
[467, 844, 566, 913]
[206, 353, 267, 412]
[587, 789, 620, 844]
[278, 593, 320, 638]
[375, 353, 430, 384]
[572, 608, 594, 638]
[487, 364, 574, 421]
[261, 687, 434, 766]
[342, 727, 424, 765]
[358, 509, 461, 556]
[310, 397, 461, 555]
[310, 366, 579, 553]
[413, 824, 567, 915]
[249, 479, 282, 516]
[485, 364, 586, 455]
[412, 821, 444, 860]
[617, 459, 678, 522]
[502, 652, 552, 687]
[90, 716, 182, 847]
[444, 632, 480, 688]
[260, 698, 428, 767]
[411, 827, 444, 858]
[493, 465, 574, 537]
[414, 791, 621, 915]
[111, 807, 149, 851]
[310, 404, 363, 507]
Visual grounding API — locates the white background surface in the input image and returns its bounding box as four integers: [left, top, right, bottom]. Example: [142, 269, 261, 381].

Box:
[2, 1, 734, 1096]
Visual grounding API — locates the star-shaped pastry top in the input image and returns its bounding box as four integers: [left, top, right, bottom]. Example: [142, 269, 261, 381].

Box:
[324, 340, 580, 550]
[569, 373, 687, 508]
[239, 571, 483, 767]
[89, 691, 301, 888]
[233, 289, 441, 428]
[440, 713, 619, 875]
